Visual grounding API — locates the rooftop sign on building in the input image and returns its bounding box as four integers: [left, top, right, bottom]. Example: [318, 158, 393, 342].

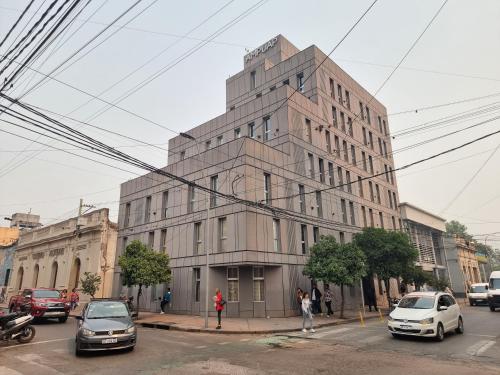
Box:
[244, 36, 278, 64]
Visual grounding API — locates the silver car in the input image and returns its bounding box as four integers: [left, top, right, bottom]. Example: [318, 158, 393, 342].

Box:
[75, 300, 137, 355]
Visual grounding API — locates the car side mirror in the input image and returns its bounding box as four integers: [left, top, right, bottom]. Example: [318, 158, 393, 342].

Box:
[392, 303, 399, 308]
[485, 286, 489, 290]
[438, 305, 448, 311]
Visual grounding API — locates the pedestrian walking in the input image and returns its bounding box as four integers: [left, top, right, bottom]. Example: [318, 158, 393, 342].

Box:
[367, 285, 378, 312]
[324, 285, 334, 317]
[214, 288, 225, 329]
[296, 288, 303, 315]
[311, 284, 322, 315]
[69, 288, 79, 311]
[160, 288, 171, 314]
[301, 292, 315, 333]
[60, 289, 68, 300]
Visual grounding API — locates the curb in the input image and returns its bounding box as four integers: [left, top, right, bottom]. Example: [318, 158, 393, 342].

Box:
[138, 314, 383, 335]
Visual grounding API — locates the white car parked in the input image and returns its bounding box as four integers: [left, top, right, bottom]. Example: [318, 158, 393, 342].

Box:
[387, 292, 464, 341]
[467, 283, 489, 306]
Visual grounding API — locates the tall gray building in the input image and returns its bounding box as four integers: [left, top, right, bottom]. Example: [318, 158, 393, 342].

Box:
[114, 35, 401, 317]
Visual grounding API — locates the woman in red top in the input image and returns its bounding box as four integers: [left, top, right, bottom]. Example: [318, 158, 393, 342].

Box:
[214, 288, 224, 329]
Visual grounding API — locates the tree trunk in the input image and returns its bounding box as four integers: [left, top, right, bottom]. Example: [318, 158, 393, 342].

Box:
[136, 284, 142, 318]
[384, 279, 391, 310]
[340, 283, 345, 319]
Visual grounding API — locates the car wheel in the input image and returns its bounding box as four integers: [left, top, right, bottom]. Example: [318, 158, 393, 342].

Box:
[455, 317, 464, 334]
[469, 299, 474, 306]
[58, 316, 68, 323]
[435, 323, 445, 342]
[391, 333, 400, 339]
[490, 305, 496, 312]
[75, 342, 82, 356]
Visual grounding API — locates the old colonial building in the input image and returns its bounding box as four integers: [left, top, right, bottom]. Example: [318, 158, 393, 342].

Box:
[7, 209, 117, 303]
[114, 35, 401, 317]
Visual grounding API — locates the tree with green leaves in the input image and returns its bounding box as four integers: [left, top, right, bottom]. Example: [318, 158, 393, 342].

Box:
[427, 275, 451, 291]
[445, 220, 472, 241]
[118, 240, 172, 317]
[353, 228, 418, 308]
[401, 265, 431, 291]
[303, 235, 367, 318]
[80, 272, 102, 299]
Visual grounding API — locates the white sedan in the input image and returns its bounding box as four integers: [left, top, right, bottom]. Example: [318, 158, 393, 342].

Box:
[387, 292, 464, 341]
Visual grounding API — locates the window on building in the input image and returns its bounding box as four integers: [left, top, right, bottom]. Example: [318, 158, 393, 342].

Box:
[341, 199, 348, 224]
[188, 185, 195, 213]
[218, 217, 227, 252]
[210, 175, 218, 208]
[297, 72, 304, 93]
[384, 165, 390, 183]
[234, 128, 241, 139]
[375, 184, 381, 204]
[337, 84, 343, 104]
[332, 106, 338, 128]
[205, 140, 211, 150]
[369, 132, 374, 150]
[319, 158, 325, 183]
[339, 232, 345, 244]
[369, 208, 374, 227]
[346, 171, 352, 193]
[347, 117, 353, 137]
[123, 236, 128, 253]
[383, 119, 388, 135]
[334, 135, 340, 156]
[313, 226, 320, 244]
[148, 231, 155, 249]
[298, 184, 306, 214]
[124, 202, 131, 227]
[264, 173, 272, 204]
[301, 224, 308, 254]
[369, 181, 374, 202]
[358, 176, 364, 198]
[351, 145, 356, 165]
[273, 219, 281, 252]
[378, 116, 383, 133]
[250, 70, 256, 90]
[362, 127, 367, 145]
[366, 106, 371, 125]
[349, 201, 356, 225]
[359, 101, 365, 120]
[328, 162, 334, 186]
[388, 190, 393, 209]
[283, 78, 289, 86]
[308, 153, 315, 179]
[392, 216, 397, 229]
[378, 138, 383, 155]
[361, 206, 367, 227]
[329, 78, 335, 99]
[362, 151, 367, 171]
[264, 116, 272, 141]
[393, 192, 397, 209]
[227, 267, 239, 302]
[161, 191, 168, 219]
[316, 191, 323, 218]
[270, 85, 276, 91]
[194, 268, 201, 302]
[369, 155, 374, 175]
[325, 130, 331, 154]
[379, 212, 384, 229]
[194, 222, 202, 255]
[345, 90, 351, 109]
[305, 118, 312, 143]
[248, 122, 255, 139]
[343, 140, 349, 161]
[383, 141, 388, 158]
[340, 112, 346, 132]
[180, 151, 185, 160]
[389, 167, 394, 184]
[217, 135, 223, 146]
[253, 267, 264, 302]
[160, 229, 167, 253]
[338, 166, 344, 191]
[144, 196, 152, 223]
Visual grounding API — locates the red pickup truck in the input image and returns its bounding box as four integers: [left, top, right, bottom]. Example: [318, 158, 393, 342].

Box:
[9, 288, 70, 323]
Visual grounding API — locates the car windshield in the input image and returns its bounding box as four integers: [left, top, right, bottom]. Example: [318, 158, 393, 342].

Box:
[86, 302, 129, 319]
[471, 285, 487, 293]
[490, 278, 500, 290]
[33, 290, 61, 298]
[398, 296, 435, 309]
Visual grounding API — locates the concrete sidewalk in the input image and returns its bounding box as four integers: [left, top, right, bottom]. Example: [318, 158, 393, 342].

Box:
[135, 310, 384, 334]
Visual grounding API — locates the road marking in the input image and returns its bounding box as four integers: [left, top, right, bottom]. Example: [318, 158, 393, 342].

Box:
[311, 327, 352, 339]
[466, 340, 496, 356]
[0, 338, 71, 351]
[0, 367, 23, 375]
[465, 333, 497, 338]
[218, 342, 230, 345]
[358, 335, 386, 344]
[195, 345, 207, 349]
[240, 338, 251, 341]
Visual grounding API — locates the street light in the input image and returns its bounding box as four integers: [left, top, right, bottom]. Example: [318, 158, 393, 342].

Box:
[180, 132, 210, 329]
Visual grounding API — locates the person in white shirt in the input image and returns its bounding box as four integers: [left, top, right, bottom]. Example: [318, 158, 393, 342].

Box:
[301, 292, 315, 333]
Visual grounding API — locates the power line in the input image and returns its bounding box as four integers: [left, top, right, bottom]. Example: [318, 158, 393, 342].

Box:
[0, 0, 36, 51]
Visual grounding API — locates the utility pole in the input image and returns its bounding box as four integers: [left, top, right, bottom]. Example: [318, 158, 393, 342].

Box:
[77, 199, 95, 231]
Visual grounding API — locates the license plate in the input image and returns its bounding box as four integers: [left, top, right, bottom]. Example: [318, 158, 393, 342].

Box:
[102, 338, 118, 344]
[44, 312, 64, 317]
[400, 325, 412, 329]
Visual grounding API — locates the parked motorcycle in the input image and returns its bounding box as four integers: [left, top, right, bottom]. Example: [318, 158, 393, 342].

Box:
[0, 309, 36, 344]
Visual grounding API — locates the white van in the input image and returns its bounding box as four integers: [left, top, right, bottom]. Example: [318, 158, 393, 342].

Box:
[487, 271, 500, 311]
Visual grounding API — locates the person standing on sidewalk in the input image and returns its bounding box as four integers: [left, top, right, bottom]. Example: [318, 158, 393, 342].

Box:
[69, 288, 79, 311]
[296, 288, 304, 315]
[367, 285, 378, 312]
[301, 292, 315, 333]
[324, 285, 334, 317]
[214, 288, 225, 329]
[160, 288, 171, 314]
[311, 284, 322, 315]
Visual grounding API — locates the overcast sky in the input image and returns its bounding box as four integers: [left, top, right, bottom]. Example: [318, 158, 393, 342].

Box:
[0, 0, 499, 246]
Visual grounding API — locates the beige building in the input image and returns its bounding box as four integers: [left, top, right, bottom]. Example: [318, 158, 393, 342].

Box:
[114, 35, 401, 317]
[8, 209, 117, 302]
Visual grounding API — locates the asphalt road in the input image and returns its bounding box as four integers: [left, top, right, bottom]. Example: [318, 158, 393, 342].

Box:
[0, 306, 499, 375]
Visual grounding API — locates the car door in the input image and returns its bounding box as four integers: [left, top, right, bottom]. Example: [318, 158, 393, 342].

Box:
[445, 295, 459, 328]
[437, 296, 451, 331]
